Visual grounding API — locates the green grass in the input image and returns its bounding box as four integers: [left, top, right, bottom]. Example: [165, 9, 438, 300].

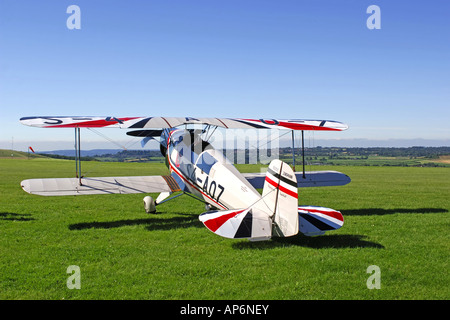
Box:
[1, 158, 449, 300]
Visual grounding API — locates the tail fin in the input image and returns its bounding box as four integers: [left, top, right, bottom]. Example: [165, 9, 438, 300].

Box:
[261, 159, 299, 237]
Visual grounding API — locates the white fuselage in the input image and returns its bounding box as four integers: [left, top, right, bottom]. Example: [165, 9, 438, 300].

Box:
[166, 129, 262, 210]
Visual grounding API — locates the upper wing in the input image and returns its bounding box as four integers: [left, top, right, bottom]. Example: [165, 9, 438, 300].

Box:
[20, 116, 348, 131]
[19, 116, 142, 128]
[21, 175, 181, 196]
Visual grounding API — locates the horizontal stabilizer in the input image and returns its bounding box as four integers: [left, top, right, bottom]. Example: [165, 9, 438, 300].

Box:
[20, 175, 179, 196]
[243, 170, 351, 189]
[199, 208, 272, 241]
[298, 206, 344, 236]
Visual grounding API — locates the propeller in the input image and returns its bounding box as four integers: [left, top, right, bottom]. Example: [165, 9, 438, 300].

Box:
[126, 129, 167, 155]
[126, 130, 163, 137]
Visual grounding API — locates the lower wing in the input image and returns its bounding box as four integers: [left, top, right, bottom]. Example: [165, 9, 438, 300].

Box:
[21, 175, 180, 196]
[243, 170, 351, 189]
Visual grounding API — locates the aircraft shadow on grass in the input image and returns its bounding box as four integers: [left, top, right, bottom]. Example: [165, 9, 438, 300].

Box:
[68, 213, 201, 232]
[342, 207, 447, 216]
[233, 234, 385, 250]
[69, 215, 384, 249]
[67, 207, 447, 249]
[0, 212, 35, 221]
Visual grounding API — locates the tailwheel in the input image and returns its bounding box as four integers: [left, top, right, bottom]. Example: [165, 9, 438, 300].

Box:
[205, 203, 218, 211]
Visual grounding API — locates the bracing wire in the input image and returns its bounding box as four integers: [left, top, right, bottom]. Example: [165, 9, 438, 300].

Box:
[249, 129, 291, 151]
[81, 128, 141, 178]
[87, 127, 128, 150]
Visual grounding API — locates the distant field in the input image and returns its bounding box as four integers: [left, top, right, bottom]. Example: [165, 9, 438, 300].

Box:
[278, 154, 450, 167]
[436, 155, 450, 164]
[0, 157, 449, 300]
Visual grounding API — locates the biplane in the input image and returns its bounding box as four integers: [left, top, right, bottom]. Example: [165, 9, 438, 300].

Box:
[20, 116, 350, 241]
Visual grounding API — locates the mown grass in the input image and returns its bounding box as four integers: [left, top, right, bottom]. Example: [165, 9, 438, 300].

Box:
[0, 158, 449, 300]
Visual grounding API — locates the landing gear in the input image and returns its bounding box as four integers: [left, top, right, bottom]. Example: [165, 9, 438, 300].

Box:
[143, 192, 185, 214]
[143, 196, 156, 214]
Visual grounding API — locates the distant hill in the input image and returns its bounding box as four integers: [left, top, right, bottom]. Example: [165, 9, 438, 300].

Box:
[3, 147, 449, 167]
[0, 149, 47, 159]
[41, 149, 125, 157]
[39, 149, 165, 163]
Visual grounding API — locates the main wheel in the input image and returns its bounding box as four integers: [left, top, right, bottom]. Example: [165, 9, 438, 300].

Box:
[143, 196, 156, 214]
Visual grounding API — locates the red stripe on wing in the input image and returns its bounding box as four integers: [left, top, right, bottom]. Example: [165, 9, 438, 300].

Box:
[44, 117, 140, 128]
[278, 121, 341, 131]
[240, 119, 341, 131]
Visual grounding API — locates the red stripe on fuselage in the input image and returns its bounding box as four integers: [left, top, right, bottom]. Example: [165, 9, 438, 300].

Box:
[168, 157, 227, 210]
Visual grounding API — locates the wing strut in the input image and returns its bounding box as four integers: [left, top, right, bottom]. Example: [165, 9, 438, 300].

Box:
[301, 130, 306, 179]
[291, 130, 296, 172]
[291, 130, 306, 179]
[75, 127, 82, 186]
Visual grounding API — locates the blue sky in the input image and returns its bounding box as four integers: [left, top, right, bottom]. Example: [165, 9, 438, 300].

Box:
[1, 0, 449, 151]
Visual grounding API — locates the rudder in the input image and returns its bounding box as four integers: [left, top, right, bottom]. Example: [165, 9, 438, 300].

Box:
[261, 159, 299, 237]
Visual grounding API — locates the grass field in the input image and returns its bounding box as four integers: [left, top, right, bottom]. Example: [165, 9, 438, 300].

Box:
[0, 157, 449, 300]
